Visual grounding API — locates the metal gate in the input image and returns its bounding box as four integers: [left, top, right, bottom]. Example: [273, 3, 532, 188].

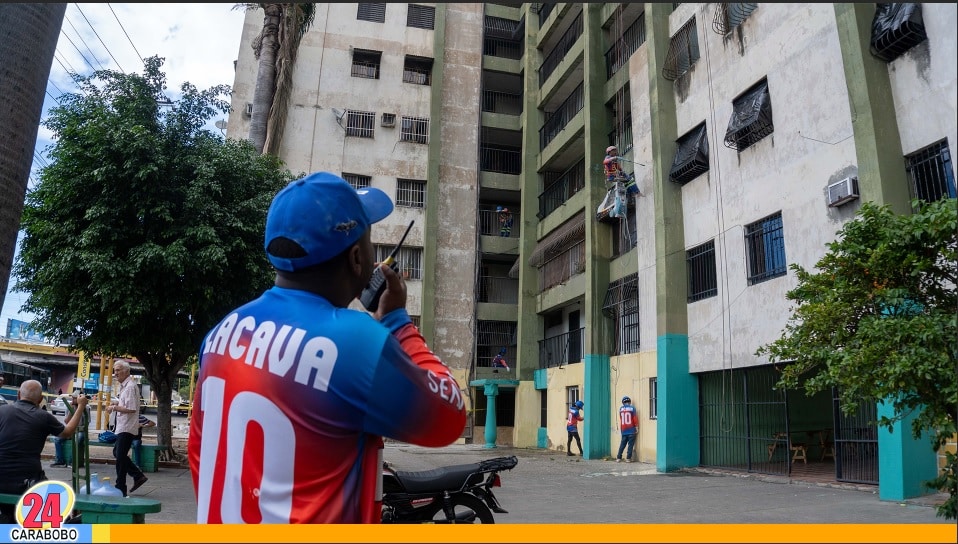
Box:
[832, 389, 879, 484]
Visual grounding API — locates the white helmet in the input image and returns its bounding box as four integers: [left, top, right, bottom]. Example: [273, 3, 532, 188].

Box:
[606, 145, 618, 154]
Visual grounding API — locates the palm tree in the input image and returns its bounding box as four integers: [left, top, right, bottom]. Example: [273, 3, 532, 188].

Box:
[0, 3, 67, 313]
[242, 3, 316, 155]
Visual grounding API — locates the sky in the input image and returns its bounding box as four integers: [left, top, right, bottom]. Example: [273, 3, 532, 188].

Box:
[1, 3, 250, 333]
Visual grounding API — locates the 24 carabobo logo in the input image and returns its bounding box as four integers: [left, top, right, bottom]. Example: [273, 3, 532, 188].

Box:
[9, 480, 79, 542]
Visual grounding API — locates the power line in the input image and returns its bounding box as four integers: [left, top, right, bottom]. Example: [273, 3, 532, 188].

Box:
[73, 3, 125, 73]
[63, 14, 107, 72]
[107, 4, 143, 67]
[58, 29, 99, 73]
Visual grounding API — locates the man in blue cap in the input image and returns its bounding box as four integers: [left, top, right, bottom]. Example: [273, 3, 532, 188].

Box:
[190, 172, 466, 523]
[496, 205, 513, 237]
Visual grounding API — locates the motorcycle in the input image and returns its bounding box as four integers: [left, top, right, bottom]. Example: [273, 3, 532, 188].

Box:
[381, 455, 518, 524]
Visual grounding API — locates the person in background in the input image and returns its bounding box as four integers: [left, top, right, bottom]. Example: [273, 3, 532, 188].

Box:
[132, 414, 156, 467]
[491, 348, 510, 372]
[51, 392, 88, 468]
[496, 206, 513, 237]
[0, 381, 87, 522]
[616, 395, 638, 463]
[107, 360, 148, 496]
[189, 171, 466, 523]
[566, 400, 585, 457]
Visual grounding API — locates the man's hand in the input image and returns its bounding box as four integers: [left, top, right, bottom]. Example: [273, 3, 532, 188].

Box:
[76, 395, 89, 408]
[373, 262, 407, 321]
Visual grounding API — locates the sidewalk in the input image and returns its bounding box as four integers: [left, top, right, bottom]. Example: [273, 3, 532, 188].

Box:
[38, 441, 951, 524]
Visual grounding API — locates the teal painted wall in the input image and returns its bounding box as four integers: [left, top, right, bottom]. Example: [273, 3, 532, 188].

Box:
[537, 427, 548, 449]
[656, 334, 699, 471]
[877, 399, 938, 500]
[584, 354, 611, 459]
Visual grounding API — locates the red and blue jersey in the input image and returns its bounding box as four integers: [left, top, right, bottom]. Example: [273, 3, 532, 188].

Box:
[566, 406, 583, 432]
[189, 286, 466, 524]
[618, 404, 638, 436]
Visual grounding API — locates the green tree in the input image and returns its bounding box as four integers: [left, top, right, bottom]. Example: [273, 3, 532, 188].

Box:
[13, 56, 295, 459]
[757, 198, 957, 519]
[0, 3, 66, 313]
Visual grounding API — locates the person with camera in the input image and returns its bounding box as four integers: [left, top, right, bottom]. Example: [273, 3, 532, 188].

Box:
[0, 380, 88, 521]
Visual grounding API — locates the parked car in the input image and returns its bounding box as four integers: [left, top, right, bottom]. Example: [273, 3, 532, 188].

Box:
[50, 396, 68, 415]
[175, 401, 192, 416]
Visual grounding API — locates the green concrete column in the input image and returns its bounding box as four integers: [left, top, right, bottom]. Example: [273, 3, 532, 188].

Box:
[877, 398, 938, 501]
[584, 354, 611, 459]
[483, 383, 500, 448]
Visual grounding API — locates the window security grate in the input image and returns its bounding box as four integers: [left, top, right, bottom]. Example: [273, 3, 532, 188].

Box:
[357, 3, 386, 23]
[400, 116, 429, 144]
[663, 17, 699, 81]
[403, 55, 433, 85]
[905, 140, 957, 203]
[602, 273, 639, 355]
[380, 113, 396, 127]
[711, 3, 758, 35]
[870, 3, 927, 62]
[648, 377, 657, 419]
[395, 178, 425, 208]
[351, 49, 381, 79]
[407, 4, 435, 30]
[725, 79, 773, 151]
[744, 212, 787, 285]
[670, 123, 709, 185]
[687, 239, 717, 302]
[375, 245, 423, 280]
[341, 172, 370, 189]
[345, 110, 375, 138]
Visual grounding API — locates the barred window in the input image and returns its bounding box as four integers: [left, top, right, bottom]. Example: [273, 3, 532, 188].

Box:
[611, 199, 637, 257]
[687, 239, 717, 302]
[357, 3, 386, 23]
[351, 49, 381, 79]
[342, 172, 371, 189]
[649, 377, 658, 420]
[724, 79, 773, 152]
[602, 273, 639, 355]
[477, 320, 517, 368]
[375, 245, 423, 280]
[670, 123, 709, 185]
[906, 140, 957, 203]
[400, 116, 429, 144]
[409, 315, 421, 328]
[403, 55, 433, 85]
[396, 178, 426, 208]
[744, 212, 786, 285]
[663, 17, 699, 81]
[566, 386, 580, 407]
[407, 4, 435, 30]
[711, 3, 757, 35]
[346, 110, 375, 138]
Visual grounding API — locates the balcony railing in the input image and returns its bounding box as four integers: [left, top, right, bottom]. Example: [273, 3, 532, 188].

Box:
[479, 207, 521, 238]
[607, 113, 633, 154]
[538, 240, 585, 291]
[538, 328, 585, 368]
[538, 12, 582, 87]
[482, 90, 523, 115]
[478, 275, 519, 304]
[539, 82, 584, 151]
[484, 37, 523, 60]
[479, 146, 522, 175]
[604, 14, 646, 79]
[538, 2, 556, 26]
[538, 160, 585, 219]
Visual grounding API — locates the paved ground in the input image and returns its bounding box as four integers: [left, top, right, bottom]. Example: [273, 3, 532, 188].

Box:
[39, 439, 951, 525]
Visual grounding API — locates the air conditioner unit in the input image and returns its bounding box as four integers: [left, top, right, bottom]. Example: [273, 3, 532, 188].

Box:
[245, 103, 253, 116]
[826, 176, 860, 207]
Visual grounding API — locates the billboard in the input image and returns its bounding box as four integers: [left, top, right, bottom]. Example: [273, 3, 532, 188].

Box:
[5, 318, 47, 343]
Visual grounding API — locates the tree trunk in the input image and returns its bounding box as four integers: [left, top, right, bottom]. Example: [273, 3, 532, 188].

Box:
[0, 3, 66, 311]
[249, 4, 282, 154]
[135, 352, 188, 462]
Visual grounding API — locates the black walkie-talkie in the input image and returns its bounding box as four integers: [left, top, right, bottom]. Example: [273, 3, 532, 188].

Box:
[360, 220, 415, 312]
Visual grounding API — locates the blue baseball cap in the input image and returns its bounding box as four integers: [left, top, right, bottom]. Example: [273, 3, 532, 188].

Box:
[265, 172, 393, 271]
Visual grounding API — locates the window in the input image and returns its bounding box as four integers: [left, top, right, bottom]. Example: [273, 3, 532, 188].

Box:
[351, 49, 381, 79]
[375, 245, 423, 280]
[663, 17, 699, 81]
[345, 110, 375, 138]
[687, 239, 717, 302]
[396, 178, 426, 208]
[381, 112, 396, 127]
[477, 320, 516, 368]
[357, 3, 386, 23]
[711, 3, 757, 35]
[342, 172, 371, 189]
[602, 273, 639, 355]
[906, 140, 957, 203]
[611, 199, 637, 257]
[400, 116, 429, 144]
[406, 4, 435, 30]
[744, 212, 786, 285]
[724, 79, 773, 152]
[409, 315, 421, 328]
[649, 377, 658, 420]
[566, 386, 580, 408]
[870, 3, 927, 62]
[670, 123, 709, 185]
[540, 391, 548, 427]
[403, 55, 433, 85]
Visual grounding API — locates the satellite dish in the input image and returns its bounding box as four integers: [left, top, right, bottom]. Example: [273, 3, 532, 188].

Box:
[214, 120, 227, 130]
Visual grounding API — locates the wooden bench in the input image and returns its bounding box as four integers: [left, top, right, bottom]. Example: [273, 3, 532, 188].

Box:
[49, 437, 167, 473]
[0, 492, 161, 524]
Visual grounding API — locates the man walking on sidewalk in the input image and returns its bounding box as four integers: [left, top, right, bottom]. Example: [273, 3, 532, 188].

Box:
[107, 360, 148, 496]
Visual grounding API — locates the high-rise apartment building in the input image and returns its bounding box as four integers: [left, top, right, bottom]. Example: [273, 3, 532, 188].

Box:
[226, 3, 956, 502]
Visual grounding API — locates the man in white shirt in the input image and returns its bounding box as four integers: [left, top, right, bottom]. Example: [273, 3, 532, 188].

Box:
[107, 360, 147, 496]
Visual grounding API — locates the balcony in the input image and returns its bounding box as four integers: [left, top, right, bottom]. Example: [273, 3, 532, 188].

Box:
[539, 82, 584, 151]
[538, 12, 582, 87]
[480, 145, 522, 175]
[479, 275, 519, 304]
[538, 161, 585, 219]
[538, 328, 584, 369]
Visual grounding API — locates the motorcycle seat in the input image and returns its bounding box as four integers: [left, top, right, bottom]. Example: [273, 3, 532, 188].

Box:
[394, 463, 486, 494]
